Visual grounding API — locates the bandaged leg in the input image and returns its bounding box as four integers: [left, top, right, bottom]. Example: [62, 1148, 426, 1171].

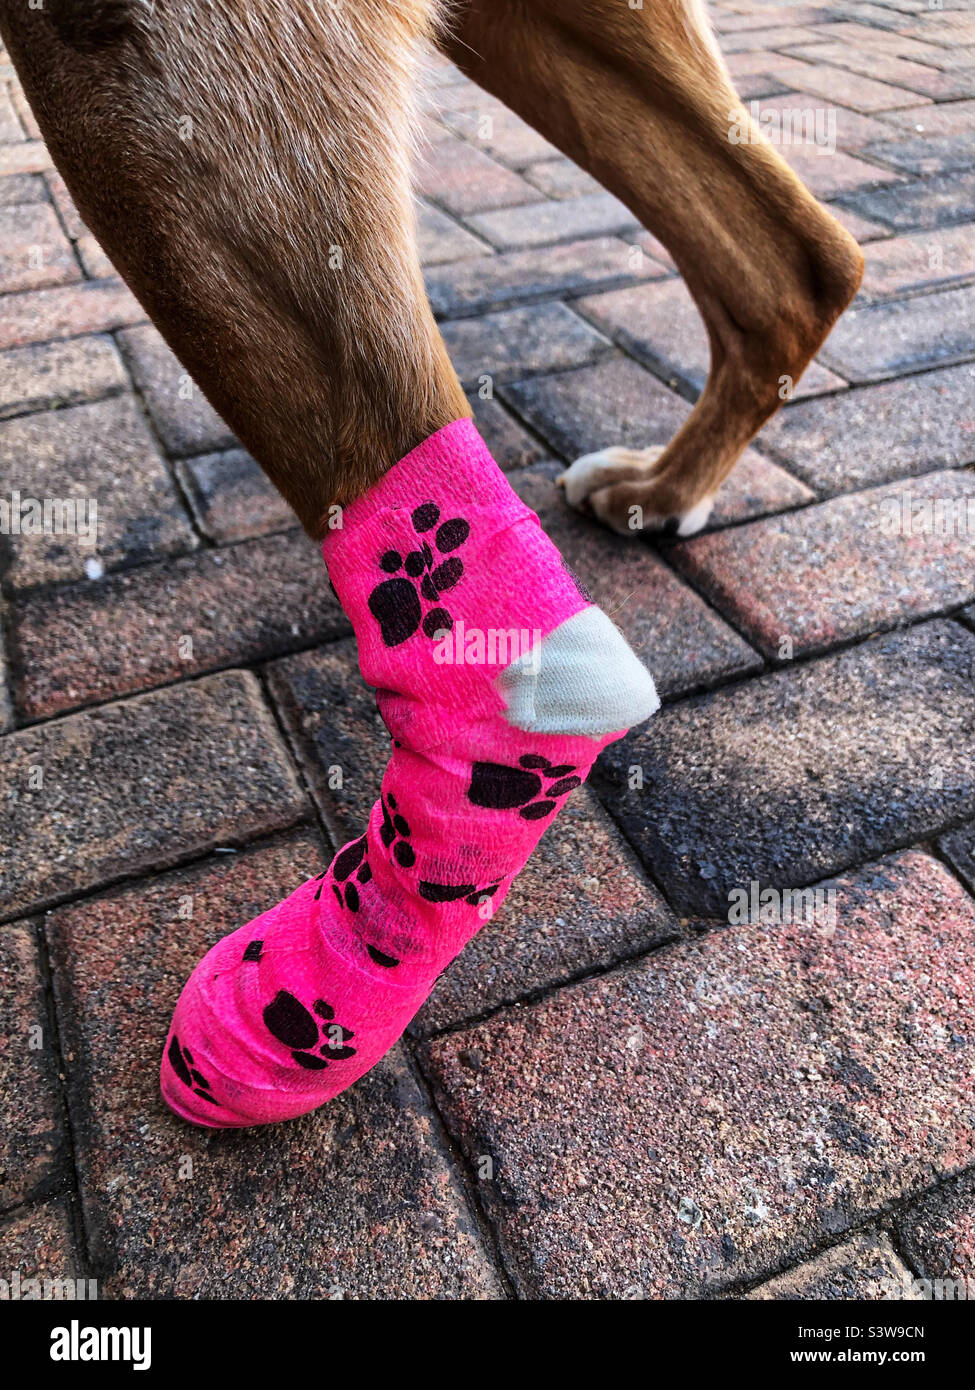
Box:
[161, 420, 659, 1127]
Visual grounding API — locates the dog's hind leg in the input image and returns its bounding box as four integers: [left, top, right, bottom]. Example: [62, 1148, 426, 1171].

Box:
[442, 0, 864, 535]
[0, 0, 470, 534]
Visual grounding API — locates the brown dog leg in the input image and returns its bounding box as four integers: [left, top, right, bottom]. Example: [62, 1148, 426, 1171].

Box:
[0, 0, 469, 534]
[442, 0, 864, 535]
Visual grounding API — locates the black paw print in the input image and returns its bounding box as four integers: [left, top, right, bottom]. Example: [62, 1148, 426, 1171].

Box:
[367, 502, 470, 646]
[318, 834, 372, 912]
[379, 792, 415, 868]
[262, 990, 357, 1071]
[419, 878, 502, 906]
[167, 1033, 220, 1105]
[468, 756, 582, 820]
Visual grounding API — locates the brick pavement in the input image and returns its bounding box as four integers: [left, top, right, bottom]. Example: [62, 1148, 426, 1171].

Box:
[1, 1, 973, 1300]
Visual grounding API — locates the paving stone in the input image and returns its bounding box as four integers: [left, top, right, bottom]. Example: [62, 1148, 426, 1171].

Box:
[575, 279, 846, 399]
[415, 131, 538, 216]
[0, 86, 22, 142]
[0, 924, 64, 1208]
[672, 470, 975, 658]
[441, 301, 612, 388]
[174, 447, 294, 543]
[721, 25, 829, 52]
[0, 202, 79, 293]
[421, 850, 975, 1297]
[428, 236, 663, 320]
[937, 824, 975, 896]
[0, 334, 127, 418]
[0, 670, 308, 920]
[859, 223, 975, 299]
[75, 232, 115, 280]
[600, 621, 975, 915]
[864, 132, 975, 176]
[755, 361, 975, 494]
[45, 834, 502, 1299]
[739, 93, 899, 149]
[42, 169, 83, 240]
[774, 61, 930, 112]
[840, 169, 975, 230]
[0, 623, 11, 733]
[466, 393, 546, 471]
[522, 158, 605, 201]
[9, 528, 349, 720]
[784, 42, 975, 100]
[503, 355, 814, 525]
[898, 1170, 975, 1288]
[0, 278, 145, 351]
[823, 201, 893, 244]
[0, 171, 46, 207]
[464, 193, 640, 251]
[740, 1232, 921, 1300]
[0, 394, 197, 590]
[878, 99, 975, 137]
[0, 140, 52, 175]
[416, 198, 491, 266]
[818, 283, 975, 382]
[265, 642, 679, 1033]
[440, 104, 560, 169]
[118, 324, 236, 456]
[779, 143, 902, 199]
[0, 1202, 80, 1290]
[8, 82, 41, 142]
[508, 462, 762, 696]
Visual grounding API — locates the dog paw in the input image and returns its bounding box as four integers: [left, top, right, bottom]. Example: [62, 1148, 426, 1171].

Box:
[558, 446, 714, 538]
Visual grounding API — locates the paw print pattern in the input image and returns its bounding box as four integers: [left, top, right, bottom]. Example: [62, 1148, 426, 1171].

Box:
[167, 1034, 220, 1105]
[379, 792, 415, 868]
[469, 756, 583, 820]
[368, 502, 470, 647]
[262, 990, 357, 1071]
[419, 877, 502, 906]
[319, 834, 372, 912]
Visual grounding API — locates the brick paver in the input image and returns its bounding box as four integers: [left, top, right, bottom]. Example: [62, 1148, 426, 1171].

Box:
[0, 394, 197, 589]
[602, 620, 975, 915]
[0, 924, 65, 1208]
[9, 529, 349, 720]
[2, 2, 974, 1303]
[421, 852, 975, 1297]
[0, 671, 307, 919]
[671, 469, 975, 657]
[45, 833, 501, 1298]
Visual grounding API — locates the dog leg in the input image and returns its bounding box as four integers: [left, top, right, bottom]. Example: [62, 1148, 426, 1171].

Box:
[0, 0, 470, 534]
[442, 0, 864, 535]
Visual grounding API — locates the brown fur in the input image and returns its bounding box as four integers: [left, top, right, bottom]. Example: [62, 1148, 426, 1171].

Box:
[0, 0, 861, 536]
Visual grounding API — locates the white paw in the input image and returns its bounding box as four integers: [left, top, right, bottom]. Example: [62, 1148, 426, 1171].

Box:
[557, 447, 656, 512]
[675, 495, 715, 537]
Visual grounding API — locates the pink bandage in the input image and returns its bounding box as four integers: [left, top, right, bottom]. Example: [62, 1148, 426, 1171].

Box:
[161, 419, 657, 1126]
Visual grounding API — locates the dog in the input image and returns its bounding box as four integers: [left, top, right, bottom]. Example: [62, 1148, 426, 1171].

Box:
[0, 0, 866, 1128]
[0, 0, 862, 542]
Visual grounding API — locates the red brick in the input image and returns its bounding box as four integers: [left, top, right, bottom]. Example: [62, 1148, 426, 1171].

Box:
[859, 223, 975, 299]
[174, 447, 295, 543]
[898, 1171, 975, 1288]
[0, 334, 127, 418]
[779, 143, 902, 199]
[467, 392, 546, 471]
[0, 925, 65, 1207]
[440, 102, 560, 169]
[522, 158, 605, 201]
[0, 278, 145, 351]
[878, 99, 975, 137]
[0, 203, 80, 293]
[777, 61, 932, 112]
[0, 394, 197, 590]
[574, 278, 847, 400]
[118, 323, 235, 456]
[45, 834, 502, 1298]
[741, 1233, 922, 1300]
[421, 851, 975, 1296]
[464, 193, 639, 251]
[785, 42, 975, 101]
[0, 671, 308, 919]
[415, 131, 538, 217]
[416, 198, 491, 266]
[842, 169, 975, 232]
[10, 528, 349, 719]
[441, 301, 613, 388]
[740, 93, 897, 149]
[818, 282, 975, 382]
[0, 1203, 80, 1290]
[503, 354, 813, 525]
[0, 140, 52, 175]
[672, 469, 975, 657]
[0, 172, 46, 207]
